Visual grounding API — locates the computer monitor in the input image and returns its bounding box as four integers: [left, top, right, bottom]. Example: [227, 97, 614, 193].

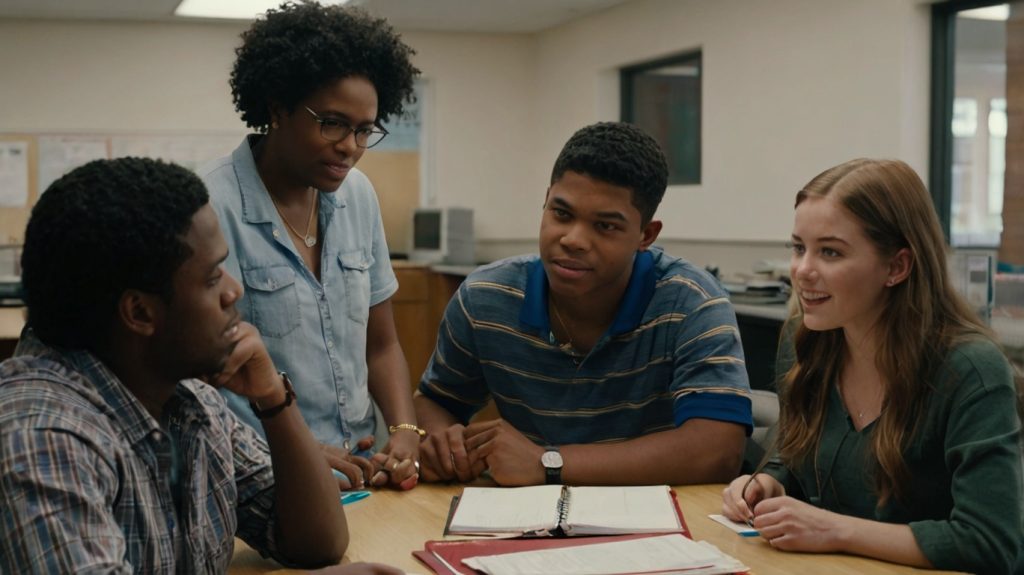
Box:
[410, 207, 475, 265]
[949, 248, 996, 324]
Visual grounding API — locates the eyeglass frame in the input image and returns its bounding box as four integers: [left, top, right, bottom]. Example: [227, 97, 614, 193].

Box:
[302, 106, 388, 148]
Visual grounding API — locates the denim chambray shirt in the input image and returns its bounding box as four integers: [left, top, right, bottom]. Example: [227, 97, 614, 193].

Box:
[200, 136, 398, 452]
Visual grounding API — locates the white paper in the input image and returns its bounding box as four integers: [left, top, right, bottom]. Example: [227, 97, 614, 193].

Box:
[565, 485, 680, 534]
[0, 141, 29, 207]
[464, 534, 730, 575]
[708, 514, 759, 536]
[449, 485, 564, 534]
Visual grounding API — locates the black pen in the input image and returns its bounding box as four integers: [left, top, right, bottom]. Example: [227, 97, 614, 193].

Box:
[741, 473, 759, 527]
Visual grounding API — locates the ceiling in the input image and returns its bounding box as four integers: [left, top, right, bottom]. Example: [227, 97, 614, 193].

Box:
[0, 0, 634, 33]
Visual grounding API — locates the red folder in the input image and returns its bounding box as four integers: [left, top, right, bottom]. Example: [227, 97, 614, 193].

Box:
[417, 489, 694, 575]
[414, 533, 669, 575]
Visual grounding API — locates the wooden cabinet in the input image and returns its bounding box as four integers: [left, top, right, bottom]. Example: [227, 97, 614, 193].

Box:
[391, 264, 463, 390]
[391, 264, 497, 421]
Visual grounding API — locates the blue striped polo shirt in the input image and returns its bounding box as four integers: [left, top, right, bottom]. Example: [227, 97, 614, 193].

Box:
[418, 247, 753, 445]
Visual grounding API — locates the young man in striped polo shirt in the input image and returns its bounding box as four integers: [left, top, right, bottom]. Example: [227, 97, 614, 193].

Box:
[414, 122, 752, 486]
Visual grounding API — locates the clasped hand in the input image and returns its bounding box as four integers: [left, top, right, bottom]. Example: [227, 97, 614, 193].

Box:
[419, 418, 546, 485]
[321, 430, 420, 491]
[722, 473, 846, 552]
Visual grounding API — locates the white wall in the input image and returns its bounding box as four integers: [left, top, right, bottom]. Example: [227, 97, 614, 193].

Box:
[0, 19, 246, 132]
[399, 31, 536, 234]
[0, 19, 538, 250]
[0, 0, 934, 269]
[528, 0, 932, 244]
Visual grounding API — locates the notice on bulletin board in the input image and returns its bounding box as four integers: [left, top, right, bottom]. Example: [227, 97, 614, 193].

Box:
[37, 135, 109, 197]
[110, 134, 240, 173]
[0, 141, 29, 207]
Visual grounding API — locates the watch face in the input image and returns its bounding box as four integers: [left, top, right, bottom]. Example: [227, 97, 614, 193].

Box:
[541, 450, 563, 468]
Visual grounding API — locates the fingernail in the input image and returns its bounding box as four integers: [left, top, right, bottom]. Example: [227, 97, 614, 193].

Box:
[400, 475, 418, 490]
[371, 471, 387, 485]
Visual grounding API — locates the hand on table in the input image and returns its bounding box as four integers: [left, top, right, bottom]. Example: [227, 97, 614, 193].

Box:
[750, 495, 848, 553]
[721, 473, 782, 524]
[321, 437, 376, 490]
[464, 419, 545, 486]
[369, 428, 421, 489]
[418, 422, 485, 483]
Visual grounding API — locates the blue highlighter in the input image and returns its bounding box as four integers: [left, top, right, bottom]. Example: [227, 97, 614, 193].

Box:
[331, 469, 371, 505]
[340, 491, 370, 505]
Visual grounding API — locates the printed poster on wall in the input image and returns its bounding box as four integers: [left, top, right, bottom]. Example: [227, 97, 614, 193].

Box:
[0, 141, 29, 207]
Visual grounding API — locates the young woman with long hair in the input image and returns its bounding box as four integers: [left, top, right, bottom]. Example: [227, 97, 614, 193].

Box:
[721, 159, 1022, 573]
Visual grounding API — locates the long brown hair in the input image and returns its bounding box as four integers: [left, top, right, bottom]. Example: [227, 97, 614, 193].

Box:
[775, 158, 992, 506]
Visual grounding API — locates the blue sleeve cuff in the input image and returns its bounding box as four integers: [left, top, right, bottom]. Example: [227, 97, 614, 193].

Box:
[674, 393, 753, 436]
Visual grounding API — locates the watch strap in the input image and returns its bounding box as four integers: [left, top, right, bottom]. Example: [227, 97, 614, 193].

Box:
[248, 372, 296, 420]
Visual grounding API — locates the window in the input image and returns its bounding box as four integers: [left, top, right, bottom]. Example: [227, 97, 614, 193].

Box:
[930, 1, 1020, 261]
[621, 50, 702, 185]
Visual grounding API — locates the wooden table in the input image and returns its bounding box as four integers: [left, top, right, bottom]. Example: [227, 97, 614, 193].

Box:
[228, 483, 962, 575]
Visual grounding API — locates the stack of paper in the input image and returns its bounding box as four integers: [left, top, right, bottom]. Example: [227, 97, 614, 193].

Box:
[721, 279, 790, 305]
[417, 485, 747, 575]
[415, 534, 748, 575]
[466, 534, 746, 575]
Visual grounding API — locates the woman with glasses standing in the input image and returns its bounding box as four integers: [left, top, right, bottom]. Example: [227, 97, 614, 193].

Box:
[200, 1, 422, 491]
[720, 159, 1022, 573]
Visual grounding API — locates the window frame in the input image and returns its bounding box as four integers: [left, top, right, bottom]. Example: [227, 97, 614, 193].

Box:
[929, 0, 1010, 241]
[620, 49, 703, 185]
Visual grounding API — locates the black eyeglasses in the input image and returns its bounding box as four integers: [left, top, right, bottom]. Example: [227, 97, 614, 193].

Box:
[303, 106, 388, 148]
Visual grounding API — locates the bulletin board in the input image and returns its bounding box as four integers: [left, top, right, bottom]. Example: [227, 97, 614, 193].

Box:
[0, 135, 37, 245]
[0, 131, 244, 244]
[0, 129, 422, 253]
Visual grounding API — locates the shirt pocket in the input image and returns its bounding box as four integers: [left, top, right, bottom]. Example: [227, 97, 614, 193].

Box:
[242, 265, 301, 338]
[338, 250, 374, 325]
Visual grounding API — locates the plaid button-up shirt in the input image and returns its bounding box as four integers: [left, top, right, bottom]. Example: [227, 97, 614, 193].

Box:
[0, 331, 286, 574]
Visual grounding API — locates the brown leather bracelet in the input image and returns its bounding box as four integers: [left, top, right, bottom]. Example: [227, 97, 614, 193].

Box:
[248, 372, 296, 420]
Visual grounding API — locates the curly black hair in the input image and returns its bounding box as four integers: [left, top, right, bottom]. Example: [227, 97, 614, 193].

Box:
[231, 1, 419, 129]
[21, 158, 209, 350]
[551, 122, 669, 223]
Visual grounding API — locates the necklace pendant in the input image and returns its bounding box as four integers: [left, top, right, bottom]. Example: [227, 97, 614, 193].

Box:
[304, 235, 316, 248]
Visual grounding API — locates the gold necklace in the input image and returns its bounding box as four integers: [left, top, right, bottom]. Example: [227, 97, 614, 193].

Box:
[838, 376, 881, 424]
[270, 188, 317, 248]
[550, 299, 575, 348]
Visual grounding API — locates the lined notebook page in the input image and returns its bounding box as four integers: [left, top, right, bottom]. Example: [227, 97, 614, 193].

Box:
[564, 485, 680, 534]
[449, 485, 564, 534]
[464, 534, 734, 575]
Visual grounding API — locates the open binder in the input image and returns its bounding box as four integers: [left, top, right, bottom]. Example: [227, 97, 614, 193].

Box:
[444, 485, 685, 537]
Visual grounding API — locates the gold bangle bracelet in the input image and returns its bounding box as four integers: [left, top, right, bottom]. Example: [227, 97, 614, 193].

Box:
[388, 423, 426, 437]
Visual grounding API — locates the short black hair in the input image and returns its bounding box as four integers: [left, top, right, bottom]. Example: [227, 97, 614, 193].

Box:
[21, 158, 208, 350]
[231, 1, 419, 129]
[550, 122, 668, 223]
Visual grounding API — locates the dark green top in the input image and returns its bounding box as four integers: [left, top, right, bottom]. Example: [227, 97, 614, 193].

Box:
[765, 339, 1023, 574]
